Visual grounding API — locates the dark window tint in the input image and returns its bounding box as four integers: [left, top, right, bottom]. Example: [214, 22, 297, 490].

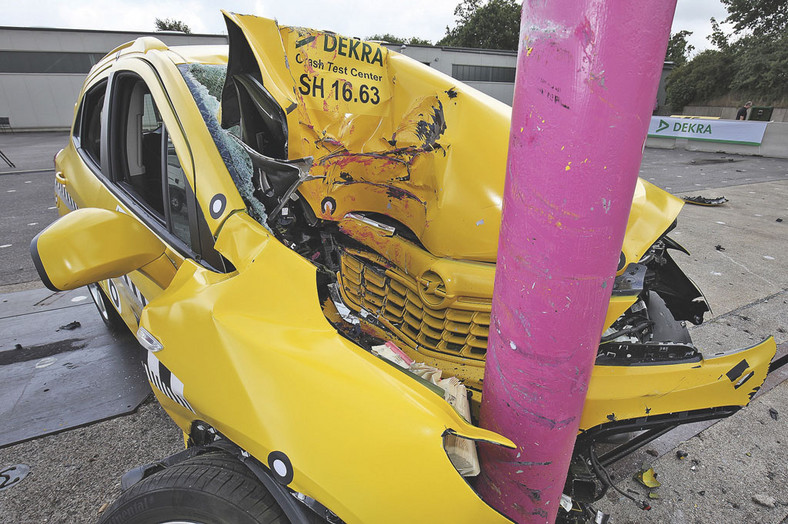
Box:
[0, 51, 106, 74]
[79, 81, 107, 165]
[452, 64, 515, 83]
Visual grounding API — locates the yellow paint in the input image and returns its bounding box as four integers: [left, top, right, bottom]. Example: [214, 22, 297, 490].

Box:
[39, 13, 775, 523]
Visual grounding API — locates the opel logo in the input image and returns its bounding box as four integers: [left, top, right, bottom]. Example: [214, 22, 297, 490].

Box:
[417, 271, 451, 309]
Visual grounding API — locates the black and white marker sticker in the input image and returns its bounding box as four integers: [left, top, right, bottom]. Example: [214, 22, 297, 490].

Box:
[144, 352, 194, 413]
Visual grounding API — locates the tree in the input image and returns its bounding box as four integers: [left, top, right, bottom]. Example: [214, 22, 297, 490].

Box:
[367, 34, 432, 45]
[666, 49, 734, 111]
[665, 30, 695, 66]
[666, 1, 788, 111]
[720, 0, 788, 36]
[155, 18, 191, 34]
[438, 0, 521, 50]
[728, 32, 788, 98]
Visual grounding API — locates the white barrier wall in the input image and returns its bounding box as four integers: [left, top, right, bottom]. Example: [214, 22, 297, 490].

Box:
[646, 117, 788, 159]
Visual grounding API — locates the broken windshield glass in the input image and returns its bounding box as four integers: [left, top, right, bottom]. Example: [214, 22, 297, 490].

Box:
[178, 63, 269, 226]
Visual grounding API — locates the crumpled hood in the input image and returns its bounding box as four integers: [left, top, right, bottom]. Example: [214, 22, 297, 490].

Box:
[222, 12, 683, 267]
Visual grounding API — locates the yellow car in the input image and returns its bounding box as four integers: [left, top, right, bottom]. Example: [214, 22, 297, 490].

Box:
[31, 12, 776, 524]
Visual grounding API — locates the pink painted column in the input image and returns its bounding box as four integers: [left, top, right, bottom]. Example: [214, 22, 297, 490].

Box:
[476, 1, 677, 522]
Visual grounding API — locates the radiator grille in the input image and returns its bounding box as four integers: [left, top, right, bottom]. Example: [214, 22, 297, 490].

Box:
[339, 252, 490, 360]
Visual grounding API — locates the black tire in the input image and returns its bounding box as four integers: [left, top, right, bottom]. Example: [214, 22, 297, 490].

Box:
[88, 282, 126, 332]
[98, 451, 288, 524]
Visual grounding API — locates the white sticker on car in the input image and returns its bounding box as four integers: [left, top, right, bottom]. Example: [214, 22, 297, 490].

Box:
[144, 352, 194, 413]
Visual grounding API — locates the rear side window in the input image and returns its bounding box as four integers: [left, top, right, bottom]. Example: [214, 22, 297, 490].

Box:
[77, 80, 107, 165]
[111, 75, 166, 218]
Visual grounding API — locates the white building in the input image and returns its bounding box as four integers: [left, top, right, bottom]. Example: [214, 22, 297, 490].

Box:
[0, 26, 671, 131]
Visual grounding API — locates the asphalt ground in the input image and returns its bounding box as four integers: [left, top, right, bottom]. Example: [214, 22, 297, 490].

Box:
[0, 132, 786, 523]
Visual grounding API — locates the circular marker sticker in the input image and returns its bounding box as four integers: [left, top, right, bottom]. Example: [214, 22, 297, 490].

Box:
[321, 197, 337, 216]
[108, 279, 121, 313]
[267, 451, 294, 485]
[210, 194, 227, 219]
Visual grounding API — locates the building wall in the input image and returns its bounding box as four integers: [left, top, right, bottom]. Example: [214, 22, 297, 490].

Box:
[385, 43, 517, 105]
[1, 27, 673, 131]
[0, 27, 227, 131]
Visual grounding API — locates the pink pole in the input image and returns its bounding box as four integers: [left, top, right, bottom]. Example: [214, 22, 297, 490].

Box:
[476, 1, 677, 522]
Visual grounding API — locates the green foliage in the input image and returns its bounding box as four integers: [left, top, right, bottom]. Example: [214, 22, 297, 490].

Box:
[667, 2, 788, 110]
[155, 18, 191, 34]
[665, 30, 694, 66]
[366, 34, 432, 45]
[708, 17, 730, 51]
[721, 0, 788, 36]
[438, 0, 521, 50]
[729, 32, 788, 98]
[666, 50, 734, 111]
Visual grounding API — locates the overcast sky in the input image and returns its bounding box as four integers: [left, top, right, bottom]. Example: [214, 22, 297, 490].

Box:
[3, 0, 731, 54]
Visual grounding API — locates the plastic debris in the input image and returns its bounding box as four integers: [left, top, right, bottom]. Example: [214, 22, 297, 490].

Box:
[682, 196, 728, 206]
[776, 218, 783, 223]
[648, 492, 661, 500]
[676, 450, 688, 460]
[635, 467, 661, 488]
[752, 494, 777, 508]
[371, 342, 478, 476]
[371, 341, 414, 369]
[715, 244, 725, 251]
[58, 321, 81, 331]
[0, 464, 30, 491]
[768, 408, 778, 421]
[594, 510, 611, 523]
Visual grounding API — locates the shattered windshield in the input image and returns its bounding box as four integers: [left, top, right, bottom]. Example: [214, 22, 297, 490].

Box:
[178, 63, 269, 225]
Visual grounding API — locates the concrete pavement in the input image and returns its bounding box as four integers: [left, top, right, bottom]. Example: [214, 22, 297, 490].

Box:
[0, 132, 785, 523]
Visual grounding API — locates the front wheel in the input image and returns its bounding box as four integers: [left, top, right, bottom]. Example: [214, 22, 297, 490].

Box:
[98, 451, 288, 524]
[88, 282, 125, 332]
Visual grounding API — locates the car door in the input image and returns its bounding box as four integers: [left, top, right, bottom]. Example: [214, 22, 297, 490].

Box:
[92, 61, 224, 330]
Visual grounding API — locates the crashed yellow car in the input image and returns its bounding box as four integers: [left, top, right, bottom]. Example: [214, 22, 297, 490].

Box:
[31, 12, 776, 524]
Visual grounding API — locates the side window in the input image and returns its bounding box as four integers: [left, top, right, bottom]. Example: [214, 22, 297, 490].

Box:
[112, 76, 165, 218]
[109, 71, 225, 270]
[77, 81, 106, 165]
[166, 135, 191, 247]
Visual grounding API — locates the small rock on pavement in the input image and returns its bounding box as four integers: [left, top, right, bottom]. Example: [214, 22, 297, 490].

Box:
[752, 494, 776, 508]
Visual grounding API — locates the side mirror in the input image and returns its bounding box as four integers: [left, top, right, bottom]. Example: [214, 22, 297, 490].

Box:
[30, 208, 165, 291]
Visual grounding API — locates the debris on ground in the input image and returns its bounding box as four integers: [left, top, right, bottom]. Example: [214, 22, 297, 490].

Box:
[715, 245, 725, 251]
[768, 408, 778, 421]
[752, 494, 777, 508]
[777, 218, 783, 223]
[682, 196, 729, 206]
[58, 321, 81, 331]
[645, 448, 659, 457]
[647, 492, 661, 500]
[676, 450, 689, 460]
[635, 467, 661, 488]
[0, 464, 30, 491]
